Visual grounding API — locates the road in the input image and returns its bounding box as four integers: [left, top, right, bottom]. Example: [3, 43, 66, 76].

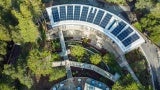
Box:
[140, 40, 160, 90]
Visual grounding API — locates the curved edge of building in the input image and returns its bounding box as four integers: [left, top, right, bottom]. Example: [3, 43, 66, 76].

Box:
[46, 4, 145, 53]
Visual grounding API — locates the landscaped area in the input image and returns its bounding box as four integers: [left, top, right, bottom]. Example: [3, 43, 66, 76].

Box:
[0, 0, 160, 90]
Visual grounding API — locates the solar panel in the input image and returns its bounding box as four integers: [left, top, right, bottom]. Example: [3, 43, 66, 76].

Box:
[67, 6, 73, 20]
[93, 10, 104, 25]
[52, 7, 60, 22]
[74, 6, 81, 20]
[122, 33, 140, 47]
[59, 6, 66, 20]
[80, 6, 89, 21]
[99, 13, 112, 28]
[111, 21, 126, 36]
[86, 8, 97, 23]
[117, 27, 133, 41]
[107, 20, 116, 30]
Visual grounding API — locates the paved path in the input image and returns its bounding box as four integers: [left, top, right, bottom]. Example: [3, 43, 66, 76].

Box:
[58, 30, 72, 78]
[140, 40, 160, 90]
[52, 60, 120, 82]
[119, 55, 140, 83]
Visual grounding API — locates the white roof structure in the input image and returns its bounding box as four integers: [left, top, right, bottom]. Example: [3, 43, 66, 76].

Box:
[46, 4, 145, 53]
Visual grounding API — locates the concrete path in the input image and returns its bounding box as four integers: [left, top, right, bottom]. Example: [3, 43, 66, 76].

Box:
[52, 60, 120, 82]
[140, 40, 160, 90]
[58, 30, 72, 78]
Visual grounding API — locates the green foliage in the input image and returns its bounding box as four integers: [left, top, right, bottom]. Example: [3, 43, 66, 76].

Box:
[125, 50, 152, 88]
[90, 54, 101, 65]
[112, 82, 124, 90]
[0, 0, 12, 10]
[150, 3, 160, 18]
[135, 2, 160, 45]
[103, 53, 121, 74]
[105, 0, 127, 5]
[27, 49, 53, 76]
[132, 22, 142, 32]
[135, 0, 154, 10]
[3, 64, 33, 89]
[49, 67, 66, 81]
[70, 45, 86, 60]
[51, 40, 61, 51]
[0, 24, 11, 41]
[11, 10, 39, 43]
[0, 83, 13, 90]
[52, 53, 61, 61]
[112, 74, 145, 90]
[0, 41, 7, 55]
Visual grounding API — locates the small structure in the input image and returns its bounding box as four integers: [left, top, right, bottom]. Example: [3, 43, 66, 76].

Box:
[50, 77, 110, 90]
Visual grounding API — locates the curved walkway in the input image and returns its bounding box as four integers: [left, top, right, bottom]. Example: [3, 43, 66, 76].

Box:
[52, 60, 120, 82]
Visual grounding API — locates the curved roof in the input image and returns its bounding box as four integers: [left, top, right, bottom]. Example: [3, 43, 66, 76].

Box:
[46, 4, 145, 52]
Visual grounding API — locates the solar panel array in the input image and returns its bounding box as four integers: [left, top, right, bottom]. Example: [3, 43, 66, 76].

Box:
[49, 5, 142, 49]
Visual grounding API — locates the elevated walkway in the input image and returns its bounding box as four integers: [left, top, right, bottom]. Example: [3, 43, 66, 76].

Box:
[52, 60, 120, 82]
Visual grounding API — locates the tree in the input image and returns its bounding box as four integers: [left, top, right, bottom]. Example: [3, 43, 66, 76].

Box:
[0, 0, 12, 10]
[52, 53, 61, 61]
[103, 53, 115, 64]
[49, 67, 66, 82]
[112, 74, 145, 90]
[103, 53, 121, 73]
[105, 0, 127, 5]
[0, 83, 13, 90]
[3, 64, 33, 89]
[27, 49, 53, 76]
[11, 10, 39, 43]
[90, 54, 101, 65]
[112, 82, 124, 90]
[70, 45, 86, 59]
[0, 41, 7, 55]
[135, 0, 154, 10]
[0, 24, 11, 41]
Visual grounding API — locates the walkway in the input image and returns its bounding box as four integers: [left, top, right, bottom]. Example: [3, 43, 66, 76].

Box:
[52, 60, 119, 82]
[58, 30, 72, 78]
[140, 39, 160, 90]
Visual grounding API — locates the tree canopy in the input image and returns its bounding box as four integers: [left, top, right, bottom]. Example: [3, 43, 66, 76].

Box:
[27, 49, 53, 76]
[3, 64, 33, 89]
[0, 41, 7, 55]
[70, 45, 86, 59]
[90, 54, 102, 65]
[112, 74, 145, 90]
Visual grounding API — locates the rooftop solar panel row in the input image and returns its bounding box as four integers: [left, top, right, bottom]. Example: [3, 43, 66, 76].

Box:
[74, 6, 81, 20]
[59, 6, 66, 20]
[99, 13, 112, 28]
[67, 6, 73, 20]
[80, 6, 89, 21]
[93, 10, 104, 25]
[122, 33, 140, 47]
[117, 27, 133, 41]
[111, 21, 126, 36]
[52, 7, 60, 22]
[87, 8, 97, 23]
[49, 5, 143, 49]
[107, 20, 116, 30]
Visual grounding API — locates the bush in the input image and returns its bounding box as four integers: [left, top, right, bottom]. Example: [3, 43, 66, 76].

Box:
[90, 54, 102, 65]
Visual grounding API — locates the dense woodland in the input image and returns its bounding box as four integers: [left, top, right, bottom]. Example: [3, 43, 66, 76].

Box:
[0, 0, 159, 90]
